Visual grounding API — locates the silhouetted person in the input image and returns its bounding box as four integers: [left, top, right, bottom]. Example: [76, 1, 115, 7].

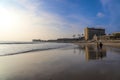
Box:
[99, 42, 103, 49]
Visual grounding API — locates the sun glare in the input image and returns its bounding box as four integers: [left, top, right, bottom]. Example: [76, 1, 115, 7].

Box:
[0, 7, 20, 31]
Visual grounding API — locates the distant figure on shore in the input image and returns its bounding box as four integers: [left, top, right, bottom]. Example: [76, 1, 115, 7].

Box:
[99, 42, 103, 49]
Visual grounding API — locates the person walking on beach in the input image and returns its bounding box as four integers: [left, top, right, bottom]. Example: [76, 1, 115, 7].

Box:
[99, 42, 103, 49]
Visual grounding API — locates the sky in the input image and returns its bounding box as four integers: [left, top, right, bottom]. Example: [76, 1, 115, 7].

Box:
[0, 0, 120, 41]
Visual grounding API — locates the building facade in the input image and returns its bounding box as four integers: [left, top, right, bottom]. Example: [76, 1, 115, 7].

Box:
[84, 27, 105, 40]
[112, 32, 120, 39]
[99, 32, 120, 40]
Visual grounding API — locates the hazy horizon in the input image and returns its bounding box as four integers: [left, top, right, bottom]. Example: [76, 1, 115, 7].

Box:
[0, 0, 120, 41]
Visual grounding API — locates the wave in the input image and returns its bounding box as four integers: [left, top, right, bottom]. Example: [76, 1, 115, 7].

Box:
[0, 42, 43, 44]
[0, 44, 72, 56]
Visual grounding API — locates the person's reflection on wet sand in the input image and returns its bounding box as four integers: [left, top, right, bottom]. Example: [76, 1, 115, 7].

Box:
[74, 47, 76, 54]
[99, 50, 103, 59]
[85, 45, 106, 61]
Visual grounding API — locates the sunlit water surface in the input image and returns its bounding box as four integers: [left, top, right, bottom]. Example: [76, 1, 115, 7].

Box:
[0, 43, 120, 80]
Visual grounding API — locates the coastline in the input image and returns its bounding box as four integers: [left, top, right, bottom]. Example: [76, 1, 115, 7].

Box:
[74, 42, 120, 48]
[0, 42, 120, 80]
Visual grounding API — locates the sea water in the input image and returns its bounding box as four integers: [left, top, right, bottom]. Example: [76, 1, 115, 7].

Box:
[0, 42, 75, 56]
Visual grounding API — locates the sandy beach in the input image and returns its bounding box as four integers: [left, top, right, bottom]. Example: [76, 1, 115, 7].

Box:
[75, 42, 120, 48]
[0, 43, 120, 80]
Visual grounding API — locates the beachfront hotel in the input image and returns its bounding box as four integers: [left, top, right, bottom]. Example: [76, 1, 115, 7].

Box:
[84, 27, 105, 40]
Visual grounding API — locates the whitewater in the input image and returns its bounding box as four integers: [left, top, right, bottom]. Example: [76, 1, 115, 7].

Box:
[0, 42, 75, 56]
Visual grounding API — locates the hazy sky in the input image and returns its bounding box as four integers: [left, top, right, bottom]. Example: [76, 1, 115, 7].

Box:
[0, 0, 120, 41]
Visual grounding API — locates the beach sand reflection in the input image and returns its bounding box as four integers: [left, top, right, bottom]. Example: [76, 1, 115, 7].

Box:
[0, 44, 120, 80]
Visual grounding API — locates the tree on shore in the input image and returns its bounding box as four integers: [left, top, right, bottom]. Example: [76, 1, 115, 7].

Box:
[73, 35, 76, 39]
[78, 34, 81, 39]
[82, 34, 84, 37]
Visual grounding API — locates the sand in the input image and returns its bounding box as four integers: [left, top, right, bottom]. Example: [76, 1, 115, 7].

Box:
[0, 44, 120, 80]
[75, 42, 120, 48]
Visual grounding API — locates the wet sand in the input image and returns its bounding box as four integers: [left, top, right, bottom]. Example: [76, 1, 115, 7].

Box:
[0, 44, 120, 80]
[76, 42, 120, 48]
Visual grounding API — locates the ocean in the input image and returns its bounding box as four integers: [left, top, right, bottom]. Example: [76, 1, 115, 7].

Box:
[0, 42, 120, 80]
[0, 42, 76, 56]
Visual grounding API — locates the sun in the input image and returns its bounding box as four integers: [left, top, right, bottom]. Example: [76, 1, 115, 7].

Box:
[0, 7, 20, 31]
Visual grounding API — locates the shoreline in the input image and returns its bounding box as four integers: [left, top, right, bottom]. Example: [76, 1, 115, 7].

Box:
[75, 42, 120, 48]
[0, 42, 120, 80]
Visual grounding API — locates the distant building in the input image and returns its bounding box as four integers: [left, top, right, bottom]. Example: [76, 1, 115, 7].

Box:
[32, 39, 43, 42]
[112, 32, 120, 39]
[96, 32, 120, 40]
[84, 27, 105, 40]
[57, 38, 79, 43]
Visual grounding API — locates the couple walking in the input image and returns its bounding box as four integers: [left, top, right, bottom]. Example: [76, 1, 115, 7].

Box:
[96, 41, 103, 50]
